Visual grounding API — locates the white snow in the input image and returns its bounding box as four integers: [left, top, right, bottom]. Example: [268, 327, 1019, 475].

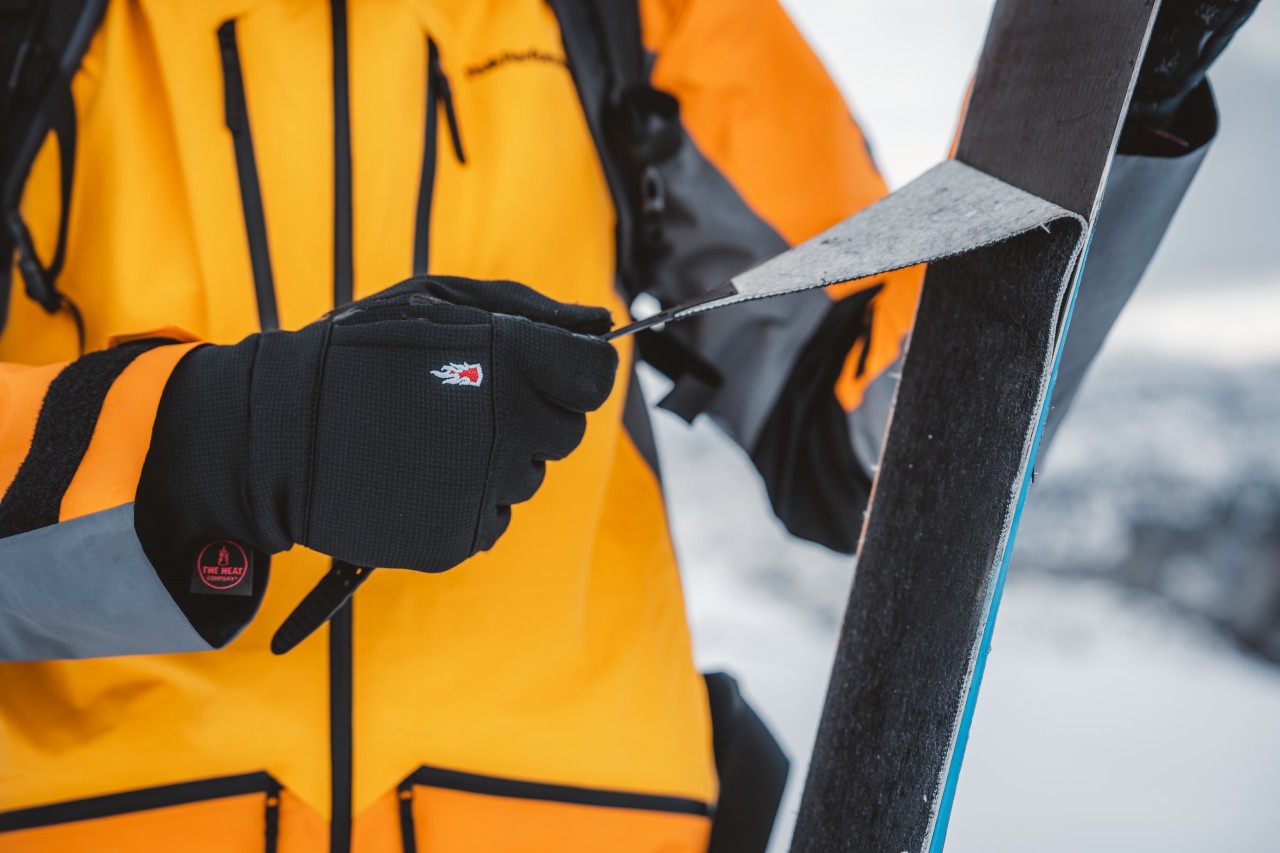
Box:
[663, 1, 1280, 850]
[945, 577, 1280, 853]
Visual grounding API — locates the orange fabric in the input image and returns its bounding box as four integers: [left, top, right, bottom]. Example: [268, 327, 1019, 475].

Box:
[646, 0, 887, 248]
[350, 787, 401, 853]
[59, 342, 201, 522]
[830, 265, 926, 412]
[0, 362, 65, 495]
[0, 787, 327, 852]
[278, 790, 331, 853]
[408, 785, 711, 853]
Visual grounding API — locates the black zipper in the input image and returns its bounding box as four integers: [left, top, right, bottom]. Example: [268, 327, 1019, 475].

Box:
[328, 585, 354, 853]
[0, 772, 282, 852]
[217, 19, 280, 332]
[330, 0, 353, 308]
[412, 38, 465, 275]
[328, 1, 355, 851]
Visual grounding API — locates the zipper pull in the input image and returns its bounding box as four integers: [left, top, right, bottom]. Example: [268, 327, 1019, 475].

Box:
[397, 782, 419, 853]
[427, 40, 466, 164]
[264, 779, 282, 853]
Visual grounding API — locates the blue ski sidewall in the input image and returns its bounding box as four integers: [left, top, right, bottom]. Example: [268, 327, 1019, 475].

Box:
[927, 235, 1095, 852]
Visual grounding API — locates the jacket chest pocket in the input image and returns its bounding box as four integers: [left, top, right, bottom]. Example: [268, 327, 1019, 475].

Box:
[395, 766, 712, 853]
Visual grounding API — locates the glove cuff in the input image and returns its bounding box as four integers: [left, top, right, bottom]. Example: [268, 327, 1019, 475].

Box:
[140, 337, 265, 554]
[246, 322, 332, 550]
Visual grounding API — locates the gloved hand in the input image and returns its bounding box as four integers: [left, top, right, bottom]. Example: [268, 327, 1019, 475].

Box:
[137, 276, 618, 574]
[1122, 0, 1260, 152]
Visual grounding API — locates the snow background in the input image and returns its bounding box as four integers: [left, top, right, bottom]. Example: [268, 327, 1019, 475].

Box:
[650, 2, 1280, 850]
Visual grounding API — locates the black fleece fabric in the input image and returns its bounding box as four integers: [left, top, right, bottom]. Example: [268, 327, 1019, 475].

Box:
[137, 277, 617, 599]
[0, 339, 171, 538]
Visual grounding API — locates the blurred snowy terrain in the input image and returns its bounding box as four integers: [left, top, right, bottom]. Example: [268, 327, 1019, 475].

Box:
[656, 1, 1280, 850]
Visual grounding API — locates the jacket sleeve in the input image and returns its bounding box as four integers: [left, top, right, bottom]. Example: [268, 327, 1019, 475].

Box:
[637, 0, 1215, 553]
[0, 336, 265, 661]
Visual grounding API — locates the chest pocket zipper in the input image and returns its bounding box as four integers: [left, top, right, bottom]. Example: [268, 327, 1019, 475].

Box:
[413, 38, 466, 276]
[217, 19, 280, 332]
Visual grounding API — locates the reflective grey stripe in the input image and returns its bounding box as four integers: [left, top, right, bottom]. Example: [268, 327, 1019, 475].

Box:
[0, 505, 215, 660]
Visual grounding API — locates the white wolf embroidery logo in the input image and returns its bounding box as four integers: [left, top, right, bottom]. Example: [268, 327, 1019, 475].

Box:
[431, 362, 483, 387]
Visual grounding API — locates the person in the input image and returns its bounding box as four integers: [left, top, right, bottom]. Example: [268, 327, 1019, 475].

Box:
[0, 0, 1257, 849]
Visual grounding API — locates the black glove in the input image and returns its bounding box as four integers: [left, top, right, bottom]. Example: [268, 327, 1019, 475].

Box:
[1122, 0, 1259, 152]
[137, 276, 618, 578]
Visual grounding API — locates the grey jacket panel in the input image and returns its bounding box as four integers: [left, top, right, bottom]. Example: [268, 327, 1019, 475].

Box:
[636, 129, 832, 450]
[0, 505, 228, 661]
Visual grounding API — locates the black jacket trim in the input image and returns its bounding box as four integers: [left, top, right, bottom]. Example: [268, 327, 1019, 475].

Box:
[0, 771, 280, 832]
[400, 765, 710, 816]
[327, 3, 355, 850]
[0, 338, 173, 539]
[330, 0, 353, 309]
[217, 19, 280, 332]
[412, 37, 465, 276]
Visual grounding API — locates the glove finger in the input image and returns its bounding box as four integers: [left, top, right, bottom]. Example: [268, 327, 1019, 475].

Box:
[515, 405, 588, 464]
[512, 321, 619, 414]
[489, 459, 548, 509]
[325, 278, 434, 321]
[410, 275, 614, 335]
[333, 296, 494, 329]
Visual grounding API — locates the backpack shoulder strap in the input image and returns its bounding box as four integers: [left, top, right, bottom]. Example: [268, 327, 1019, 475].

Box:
[547, 0, 680, 290]
[0, 0, 105, 343]
[548, 0, 726, 416]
